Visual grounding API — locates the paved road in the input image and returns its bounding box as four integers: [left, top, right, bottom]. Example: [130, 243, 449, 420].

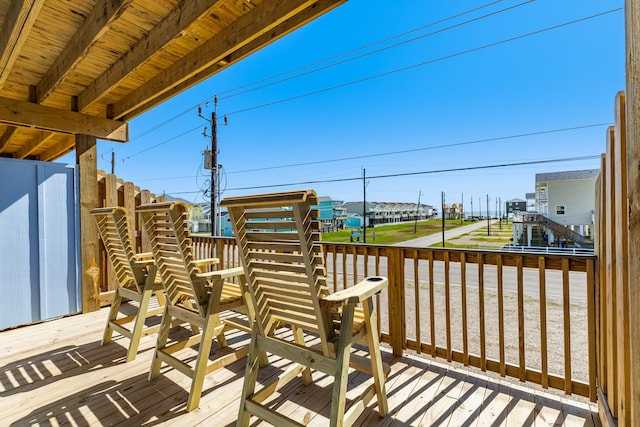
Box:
[395, 219, 499, 248]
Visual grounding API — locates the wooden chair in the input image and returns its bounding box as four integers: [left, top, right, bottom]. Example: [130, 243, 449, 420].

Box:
[91, 206, 167, 362]
[221, 190, 390, 427]
[137, 201, 250, 412]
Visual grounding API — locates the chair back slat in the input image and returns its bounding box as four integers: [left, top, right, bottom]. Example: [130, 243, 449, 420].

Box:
[92, 207, 144, 290]
[222, 190, 333, 350]
[138, 202, 209, 312]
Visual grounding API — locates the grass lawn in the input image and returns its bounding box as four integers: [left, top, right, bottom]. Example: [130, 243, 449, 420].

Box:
[321, 220, 463, 245]
[430, 220, 514, 249]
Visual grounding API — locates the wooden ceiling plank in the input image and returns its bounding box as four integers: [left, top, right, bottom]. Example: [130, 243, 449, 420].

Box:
[36, 0, 133, 103]
[38, 135, 75, 161]
[15, 131, 56, 159]
[77, 0, 224, 113]
[112, 0, 341, 120]
[130, 0, 347, 117]
[0, 0, 45, 89]
[0, 126, 17, 153]
[0, 96, 129, 142]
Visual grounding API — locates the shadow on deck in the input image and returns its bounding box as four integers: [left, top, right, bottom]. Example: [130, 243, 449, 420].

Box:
[0, 304, 598, 426]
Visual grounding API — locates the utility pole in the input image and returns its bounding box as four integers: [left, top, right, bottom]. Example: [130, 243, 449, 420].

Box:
[362, 168, 366, 243]
[461, 192, 464, 225]
[199, 97, 227, 237]
[471, 197, 473, 220]
[111, 149, 115, 174]
[487, 194, 490, 236]
[414, 190, 421, 234]
[441, 191, 445, 247]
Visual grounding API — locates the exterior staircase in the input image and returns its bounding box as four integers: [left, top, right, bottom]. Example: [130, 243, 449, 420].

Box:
[516, 213, 594, 249]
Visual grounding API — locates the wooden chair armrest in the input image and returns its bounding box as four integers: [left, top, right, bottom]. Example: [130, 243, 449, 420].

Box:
[193, 258, 220, 273]
[322, 276, 388, 306]
[133, 252, 154, 262]
[196, 266, 244, 280]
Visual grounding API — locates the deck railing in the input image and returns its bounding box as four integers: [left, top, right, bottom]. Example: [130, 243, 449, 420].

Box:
[190, 235, 596, 401]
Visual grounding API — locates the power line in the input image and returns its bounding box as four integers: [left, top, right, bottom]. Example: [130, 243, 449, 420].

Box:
[226, 123, 610, 174]
[217, 0, 506, 98]
[224, 155, 600, 192]
[219, 0, 532, 100]
[123, 124, 202, 160]
[111, 7, 621, 167]
[225, 7, 622, 117]
[123, 122, 610, 182]
[99, 1, 531, 160]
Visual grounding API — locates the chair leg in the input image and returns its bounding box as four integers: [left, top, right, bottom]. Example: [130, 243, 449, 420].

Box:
[330, 304, 355, 427]
[149, 304, 172, 381]
[102, 289, 122, 345]
[125, 275, 156, 362]
[237, 330, 261, 427]
[292, 325, 313, 385]
[363, 297, 388, 416]
[186, 310, 221, 412]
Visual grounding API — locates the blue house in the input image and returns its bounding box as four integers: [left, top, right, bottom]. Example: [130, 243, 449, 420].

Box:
[314, 196, 347, 228]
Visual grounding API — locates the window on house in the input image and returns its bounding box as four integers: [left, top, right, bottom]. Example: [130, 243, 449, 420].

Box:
[556, 205, 565, 215]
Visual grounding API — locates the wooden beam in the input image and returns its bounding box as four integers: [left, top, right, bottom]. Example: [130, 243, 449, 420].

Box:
[76, 134, 101, 313]
[77, 0, 224, 112]
[112, 0, 346, 120]
[0, 96, 128, 142]
[126, 0, 347, 119]
[36, 0, 132, 102]
[15, 131, 56, 159]
[0, 126, 17, 153]
[38, 135, 75, 161]
[0, 0, 45, 89]
[625, 1, 640, 426]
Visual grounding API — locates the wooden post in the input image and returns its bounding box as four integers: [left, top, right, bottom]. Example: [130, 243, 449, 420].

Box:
[605, 126, 618, 416]
[625, 1, 640, 425]
[76, 134, 100, 313]
[387, 247, 405, 356]
[614, 92, 631, 424]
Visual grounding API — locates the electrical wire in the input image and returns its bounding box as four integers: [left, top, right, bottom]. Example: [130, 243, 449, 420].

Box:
[226, 123, 610, 174]
[219, 0, 533, 101]
[164, 155, 599, 194]
[99, 0, 526, 159]
[217, 0, 506, 98]
[225, 8, 623, 117]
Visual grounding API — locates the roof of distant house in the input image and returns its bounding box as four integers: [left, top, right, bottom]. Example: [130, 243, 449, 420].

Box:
[535, 169, 600, 183]
[506, 198, 526, 203]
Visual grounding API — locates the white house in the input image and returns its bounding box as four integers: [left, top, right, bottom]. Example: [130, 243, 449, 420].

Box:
[535, 169, 599, 236]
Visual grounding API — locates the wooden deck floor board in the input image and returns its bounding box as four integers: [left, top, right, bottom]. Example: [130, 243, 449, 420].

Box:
[0, 305, 599, 427]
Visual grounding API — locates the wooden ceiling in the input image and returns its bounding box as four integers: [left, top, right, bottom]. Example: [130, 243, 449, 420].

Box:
[0, 0, 346, 161]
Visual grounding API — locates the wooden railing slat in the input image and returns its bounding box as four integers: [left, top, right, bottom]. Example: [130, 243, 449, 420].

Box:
[563, 257, 572, 395]
[478, 253, 486, 372]
[497, 253, 505, 377]
[460, 252, 468, 367]
[444, 251, 451, 362]
[539, 256, 548, 389]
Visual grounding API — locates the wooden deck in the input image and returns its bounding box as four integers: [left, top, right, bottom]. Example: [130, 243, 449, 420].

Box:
[0, 303, 599, 426]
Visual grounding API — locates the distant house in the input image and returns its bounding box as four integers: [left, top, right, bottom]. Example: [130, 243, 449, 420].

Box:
[525, 192, 536, 212]
[505, 198, 526, 217]
[314, 196, 347, 228]
[535, 169, 599, 236]
[344, 201, 434, 226]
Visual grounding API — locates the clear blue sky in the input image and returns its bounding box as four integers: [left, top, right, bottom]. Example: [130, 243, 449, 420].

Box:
[60, 0, 625, 211]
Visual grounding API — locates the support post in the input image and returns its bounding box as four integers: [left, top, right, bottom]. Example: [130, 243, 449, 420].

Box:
[76, 134, 100, 313]
[625, 1, 640, 425]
